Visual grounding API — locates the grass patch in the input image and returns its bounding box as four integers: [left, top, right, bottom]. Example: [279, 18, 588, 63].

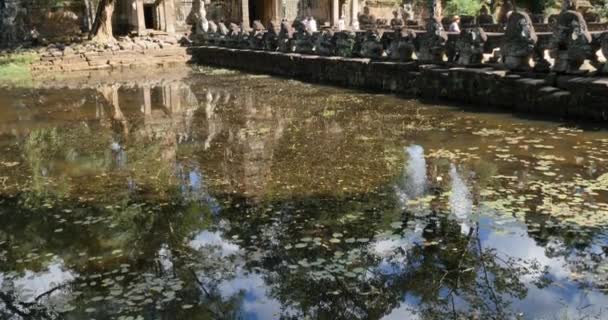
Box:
[0, 52, 38, 86]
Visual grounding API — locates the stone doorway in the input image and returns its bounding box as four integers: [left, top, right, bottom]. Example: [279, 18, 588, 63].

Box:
[143, 4, 155, 29]
[248, 0, 279, 26]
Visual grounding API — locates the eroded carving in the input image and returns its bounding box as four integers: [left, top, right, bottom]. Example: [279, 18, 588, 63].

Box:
[549, 1, 594, 73]
[501, 11, 537, 70]
[454, 27, 487, 65]
[417, 17, 447, 63]
[388, 28, 417, 61]
[359, 29, 384, 58]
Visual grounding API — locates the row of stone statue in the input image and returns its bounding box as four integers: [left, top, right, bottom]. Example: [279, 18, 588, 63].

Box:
[190, 10, 608, 74]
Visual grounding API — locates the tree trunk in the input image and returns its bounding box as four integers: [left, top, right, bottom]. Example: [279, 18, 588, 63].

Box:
[90, 0, 115, 42]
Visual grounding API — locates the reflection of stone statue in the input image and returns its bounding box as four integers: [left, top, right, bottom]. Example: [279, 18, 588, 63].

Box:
[186, 0, 209, 43]
[278, 20, 296, 52]
[359, 29, 384, 58]
[501, 10, 537, 70]
[249, 20, 265, 49]
[358, 6, 376, 30]
[389, 27, 416, 61]
[390, 10, 404, 30]
[417, 17, 447, 63]
[454, 27, 487, 65]
[315, 27, 335, 56]
[477, 5, 493, 24]
[549, 1, 594, 73]
[292, 20, 315, 54]
[263, 21, 280, 51]
[335, 31, 357, 57]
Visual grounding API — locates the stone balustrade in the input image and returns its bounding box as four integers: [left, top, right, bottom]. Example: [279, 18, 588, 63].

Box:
[189, 18, 608, 75]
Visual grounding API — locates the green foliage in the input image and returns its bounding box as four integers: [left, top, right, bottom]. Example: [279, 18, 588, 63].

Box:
[0, 52, 37, 86]
[444, 0, 483, 16]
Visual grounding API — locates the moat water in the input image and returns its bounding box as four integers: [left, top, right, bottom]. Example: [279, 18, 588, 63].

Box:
[1, 67, 608, 319]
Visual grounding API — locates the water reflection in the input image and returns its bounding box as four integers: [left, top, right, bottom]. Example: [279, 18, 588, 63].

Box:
[0, 68, 608, 319]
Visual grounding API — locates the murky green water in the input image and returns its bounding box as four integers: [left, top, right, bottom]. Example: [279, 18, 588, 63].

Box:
[1, 67, 608, 319]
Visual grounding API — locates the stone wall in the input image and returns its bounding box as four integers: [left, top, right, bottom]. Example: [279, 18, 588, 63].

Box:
[31, 38, 189, 72]
[190, 46, 608, 121]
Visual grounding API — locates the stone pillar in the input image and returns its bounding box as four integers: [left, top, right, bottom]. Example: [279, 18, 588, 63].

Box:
[163, 0, 176, 33]
[332, 0, 339, 26]
[351, 0, 359, 27]
[130, 0, 146, 34]
[242, 0, 250, 29]
[272, 0, 281, 23]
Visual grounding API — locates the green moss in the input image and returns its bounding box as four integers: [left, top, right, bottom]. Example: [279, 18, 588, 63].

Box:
[0, 52, 37, 86]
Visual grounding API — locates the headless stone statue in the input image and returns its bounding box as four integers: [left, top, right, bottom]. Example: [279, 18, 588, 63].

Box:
[549, 0, 594, 73]
[278, 21, 296, 52]
[477, 5, 494, 25]
[263, 21, 280, 51]
[292, 20, 315, 54]
[315, 27, 335, 56]
[249, 20, 265, 50]
[358, 6, 376, 30]
[389, 27, 417, 61]
[359, 29, 384, 58]
[454, 27, 487, 65]
[335, 31, 357, 57]
[501, 10, 537, 70]
[417, 17, 447, 63]
[390, 10, 404, 30]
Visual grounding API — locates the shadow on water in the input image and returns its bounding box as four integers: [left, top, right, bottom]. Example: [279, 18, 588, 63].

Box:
[0, 67, 607, 319]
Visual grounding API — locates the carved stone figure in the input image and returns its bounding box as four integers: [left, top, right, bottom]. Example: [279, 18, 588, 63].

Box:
[454, 27, 487, 65]
[477, 5, 493, 25]
[417, 17, 447, 63]
[292, 20, 315, 54]
[238, 23, 252, 49]
[263, 21, 280, 51]
[390, 10, 404, 30]
[226, 22, 241, 47]
[358, 6, 376, 30]
[315, 27, 335, 56]
[278, 21, 295, 52]
[359, 29, 384, 58]
[500, 10, 537, 70]
[335, 31, 357, 57]
[186, 0, 209, 44]
[549, 2, 594, 73]
[207, 21, 220, 45]
[217, 22, 229, 46]
[249, 20, 265, 49]
[388, 27, 417, 61]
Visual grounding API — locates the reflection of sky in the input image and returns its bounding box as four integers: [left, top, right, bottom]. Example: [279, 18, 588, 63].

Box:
[0, 260, 74, 303]
[189, 230, 241, 257]
[189, 229, 289, 319]
[480, 216, 608, 318]
[382, 294, 421, 320]
[395, 145, 427, 206]
[218, 269, 288, 320]
[176, 164, 221, 214]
